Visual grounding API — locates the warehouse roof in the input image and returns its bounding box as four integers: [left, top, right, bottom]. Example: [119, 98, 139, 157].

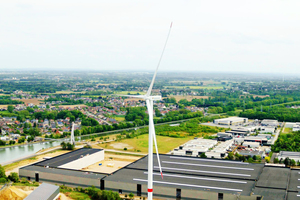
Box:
[104, 168, 255, 196]
[253, 188, 286, 200]
[288, 169, 300, 193]
[256, 167, 290, 189]
[125, 155, 264, 181]
[35, 148, 103, 168]
[22, 165, 107, 179]
[287, 192, 300, 200]
[24, 183, 59, 200]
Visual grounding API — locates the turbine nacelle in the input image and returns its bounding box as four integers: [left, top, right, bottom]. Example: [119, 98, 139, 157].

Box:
[120, 95, 162, 101]
[145, 96, 162, 101]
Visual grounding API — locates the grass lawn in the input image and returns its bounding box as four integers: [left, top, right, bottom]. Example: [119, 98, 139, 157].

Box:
[60, 189, 91, 200]
[0, 110, 13, 115]
[100, 134, 194, 153]
[113, 115, 125, 122]
[282, 127, 293, 134]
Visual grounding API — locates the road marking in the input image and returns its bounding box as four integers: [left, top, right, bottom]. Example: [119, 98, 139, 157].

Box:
[133, 178, 243, 192]
[163, 161, 254, 171]
[146, 172, 247, 184]
[154, 166, 251, 177]
[170, 156, 249, 165]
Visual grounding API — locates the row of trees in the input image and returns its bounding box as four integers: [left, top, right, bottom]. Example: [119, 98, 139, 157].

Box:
[60, 142, 75, 150]
[0, 165, 19, 183]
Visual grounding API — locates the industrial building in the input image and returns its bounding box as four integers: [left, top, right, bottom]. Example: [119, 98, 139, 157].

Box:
[278, 151, 300, 162]
[19, 148, 300, 200]
[24, 183, 59, 200]
[285, 122, 300, 132]
[213, 117, 248, 126]
[172, 138, 218, 157]
[260, 119, 279, 127]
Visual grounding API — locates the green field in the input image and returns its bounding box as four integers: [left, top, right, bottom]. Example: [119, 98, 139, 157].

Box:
[282, 127, 293, 134]
[101, 134, 194, 153]
[113, 115, 125, 122]
[164, 86, 223, 89]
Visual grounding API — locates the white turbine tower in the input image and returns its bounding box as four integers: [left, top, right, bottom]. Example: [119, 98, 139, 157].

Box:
[122, 23, 172, 200]
[70, 122, 75, 145]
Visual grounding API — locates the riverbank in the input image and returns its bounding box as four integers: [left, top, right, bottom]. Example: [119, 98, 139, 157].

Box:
[0, 139, 60, 150]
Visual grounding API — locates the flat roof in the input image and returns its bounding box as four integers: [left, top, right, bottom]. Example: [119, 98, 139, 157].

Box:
[35, 148, 103, 168]
[256, 167, 290, 189]
[280, 151, 300, 158]
[104, 168, 255, 196]
[22, 165, 107, 179]
[288, 169, 300, 192]
[24, 183, 59, 200]
[125, 154, 264, 181]
[287, 192, 300, 200]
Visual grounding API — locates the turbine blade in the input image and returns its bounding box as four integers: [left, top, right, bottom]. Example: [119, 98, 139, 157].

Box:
[146, 22, 173, 97]
[153, 127, 163, 179]
[118, 94, 146, 99]
[148, 100, 163, 179]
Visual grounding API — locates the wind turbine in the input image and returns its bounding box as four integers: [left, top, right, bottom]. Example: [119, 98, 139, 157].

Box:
[70, 122, 75, 145]
[122, 23, 172, 200]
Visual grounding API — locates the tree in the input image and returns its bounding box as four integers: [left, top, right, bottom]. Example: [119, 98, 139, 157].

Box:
[8, 172, 19, 183]
[7, 105, 14, 113]
[155, 108, 162, 117]
[274, 158, 279, 164]
[200, 152, 207, 158]
[0, 165, 7, 180]
[291, 159, 296, 167]
[61, 141, 67, 150]
[18, 137, 25, 143]
[227, 152, 234, 160]
[9, 140, 15, 145]
[129, 193, 134, 199]
[0, 140, 6, 146]
[284, 157, 291, 166]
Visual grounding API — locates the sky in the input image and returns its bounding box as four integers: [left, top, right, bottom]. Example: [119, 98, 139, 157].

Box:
[0, 0, 300, 74]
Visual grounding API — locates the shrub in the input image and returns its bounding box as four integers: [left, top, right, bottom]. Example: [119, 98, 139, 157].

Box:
[0, 177, 7, 183]
[8, 172, 19, 183]
[124, 147, 127, 151]
[129, 193, 134, 198]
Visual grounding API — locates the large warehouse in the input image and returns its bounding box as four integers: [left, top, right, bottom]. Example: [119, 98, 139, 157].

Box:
[19, 148, 300, 200]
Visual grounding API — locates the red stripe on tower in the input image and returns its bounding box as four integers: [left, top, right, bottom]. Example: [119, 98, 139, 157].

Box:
[148, 188, 153, 192]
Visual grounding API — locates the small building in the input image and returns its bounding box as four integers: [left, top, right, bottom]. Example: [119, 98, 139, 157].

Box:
[238, 149, 265, 158]
[172, 138, 217, 157]
[243, 136, 269, 145]
[243, 142, 260, 148]
[278, 151, 300, 162]
[213, 117, 248, 126]
[261, 119, 278, 127]
[24, 183, 59, 200]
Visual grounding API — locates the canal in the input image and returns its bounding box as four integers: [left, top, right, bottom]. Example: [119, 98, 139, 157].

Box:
[0, 141, 62, 165]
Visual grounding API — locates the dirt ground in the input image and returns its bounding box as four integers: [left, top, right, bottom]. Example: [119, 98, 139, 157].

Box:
[0, 105, 8, 109]
[82, 153, 140, 174]
[19, 98, 44, 105]
[109, 142, 134, 150]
